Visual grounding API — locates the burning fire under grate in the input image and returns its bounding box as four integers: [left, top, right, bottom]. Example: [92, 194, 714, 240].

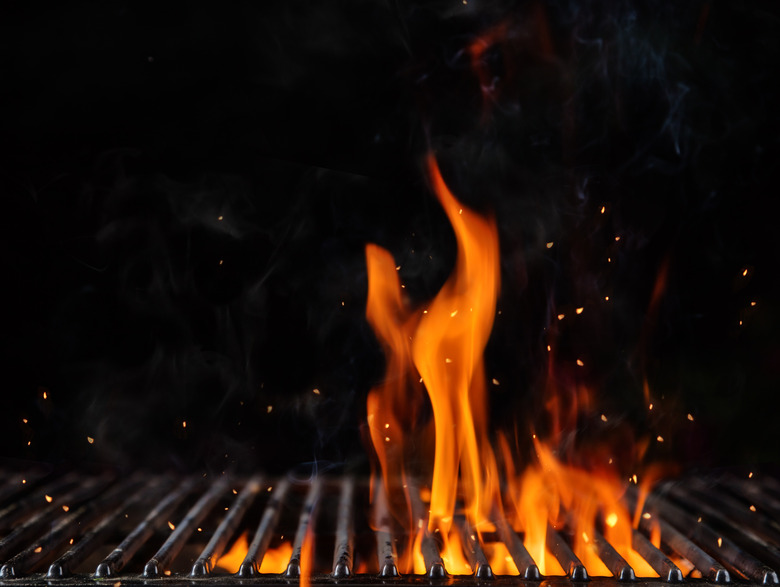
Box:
[0, 469, 778, 585]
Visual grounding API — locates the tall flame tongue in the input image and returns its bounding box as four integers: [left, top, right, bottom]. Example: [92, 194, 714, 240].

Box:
[366, 153, 501, 555]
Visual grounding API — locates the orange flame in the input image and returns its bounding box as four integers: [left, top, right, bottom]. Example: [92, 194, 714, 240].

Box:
[216, 532, 248, 573]
[260, 542, 294, 574]
[365, 152, 665, 577]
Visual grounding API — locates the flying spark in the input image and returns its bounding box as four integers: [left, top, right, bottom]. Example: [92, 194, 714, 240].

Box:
[576, 307, 584, 314]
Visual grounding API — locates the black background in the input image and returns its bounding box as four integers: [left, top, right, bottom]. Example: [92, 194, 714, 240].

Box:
[2, 1, 779, 475]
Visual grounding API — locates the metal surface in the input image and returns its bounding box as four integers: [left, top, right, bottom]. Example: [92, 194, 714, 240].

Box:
[0, 468, 777, 585]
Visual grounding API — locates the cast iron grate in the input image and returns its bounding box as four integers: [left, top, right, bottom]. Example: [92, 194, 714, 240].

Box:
[0, 468, 778, 585]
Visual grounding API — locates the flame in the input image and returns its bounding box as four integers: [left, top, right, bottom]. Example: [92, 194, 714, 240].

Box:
[216, 532, 248, 573]
[300, 523, 314, 587]
[260, 543, 293, 574]
[364, 152, 664, 577]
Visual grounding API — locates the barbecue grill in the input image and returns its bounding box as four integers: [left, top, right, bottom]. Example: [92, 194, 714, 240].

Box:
[1, 468, 778, 586]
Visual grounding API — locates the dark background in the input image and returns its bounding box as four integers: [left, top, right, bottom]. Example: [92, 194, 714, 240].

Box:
[1, 1, 779, 474]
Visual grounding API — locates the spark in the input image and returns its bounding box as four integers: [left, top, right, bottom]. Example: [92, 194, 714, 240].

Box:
[70, 538, 74, 545]
[600, 206, 606, 214]
[218, 216, 223, 221]
[45, 495, 53, 503]
[605, 296, 610, 301]
[742, 269, 748, 277]
[615, 236, 621, 242]
[608, 458, 613, 464]
[492, 378, 500, 385]
[22, 418, 28, 424]
[459, 209, 463, 215]
[576, 307, 584, 314]
[266, 405, 273, 413]
[385, 437, 390, 442]
[198, 527, 202, 532]
[219, 259, 223, 265]
[395, 266, 401, 271]
[697, 517, 702, 523]
[546, 345, 551, 352]
[87, 436, 94, 444]
[22, 479, 26, 484]
[62, 505, 69, 512]
[576, 359, 584, 366]
[164, 571, 171, 576]
[749, 472, 754, 478]
[649, 403, 654, 410]
[687, 413, 694, 421]
[312, 388, 320, 395]
[450, 310, 458, 317]
[751, 301, 757, 306]
[546, 242, 554, 248]
[384, 423, 390, 428]
[182, 421, 187, 428]
[43, 391, 47, 399]
[445, 358, 453, 363]
[34, 547, 42, 553]
[717, 538, 723, 547]
[601, 414, 608, 422]
[423, 310, 428, 314]
[607, 257, 612, 263]
[632, 474, 638, 484]
[341, 301, 344, 306]
[750, 505, 757, 512]
[233, 489, 238, 495]
[606, 513, 618, 528]
[642, 512, 652, 520]
[267, 486, 273, 492]
[582, 532, 590, 543]
[168, 521, 175, 530]
[557, 313, 565, 320]
[657, 435, 664, 442]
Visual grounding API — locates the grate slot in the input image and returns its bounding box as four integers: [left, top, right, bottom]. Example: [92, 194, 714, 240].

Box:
[143, 476, 228, 577]
[332, 477, 355, 578]
[95, 477, 196, 577]
[191, 475, 262, 576]
[371, 481, 399, 578]
[457, 515, 493, 579]
[493, 512, 540, 579]
[237, 479, 289, 577]
[631, 528, 683, 582]
[547, 524, 588, 580]
[284, 478, 322, 578]
[47, 477, 170, 578]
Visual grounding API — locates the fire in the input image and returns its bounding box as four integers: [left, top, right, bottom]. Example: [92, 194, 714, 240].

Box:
[215, 533, 292, 575]
[364, 152, 664, 577]
[216, 532, 248, 573]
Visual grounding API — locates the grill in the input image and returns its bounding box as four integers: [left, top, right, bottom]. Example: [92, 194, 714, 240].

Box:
[0, 468, 779, 585]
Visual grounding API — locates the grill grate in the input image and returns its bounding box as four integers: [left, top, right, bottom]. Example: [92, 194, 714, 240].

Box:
[0, 468, 778, 585]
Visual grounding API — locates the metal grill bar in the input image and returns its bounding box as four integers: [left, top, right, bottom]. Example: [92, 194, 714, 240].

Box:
[0, 469, 777, 585]
[47, 478, 168, 578]
[457, 516, 492, 579]
[238, 479, 289, 577]
[547, 524, 588, 580]
[332, 477, 355, 578]
[95, 477, 196, 577]
[371, 480, 399, 578]
[494, 512, 540, 579]
[143, 477, 228, 577]
[590, 528, 635, 581]
[191, 475, 262, 576]
[631, 528, 683, 582]
[284, 478, 321, 578]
